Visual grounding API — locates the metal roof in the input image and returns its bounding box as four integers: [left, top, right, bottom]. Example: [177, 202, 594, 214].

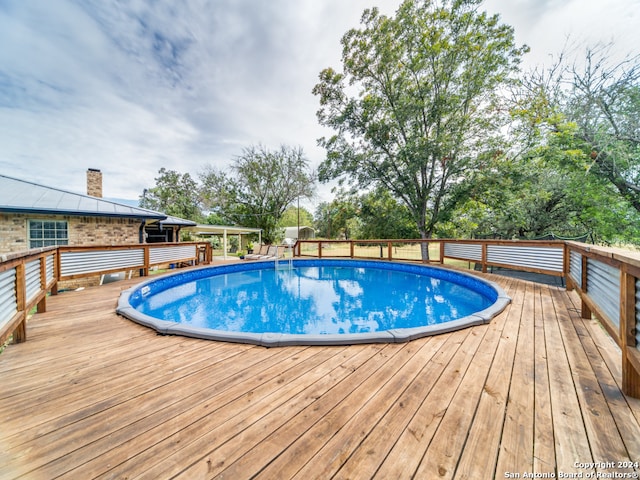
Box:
[157, 215, 197, 227]
[0, 174, 167, 220]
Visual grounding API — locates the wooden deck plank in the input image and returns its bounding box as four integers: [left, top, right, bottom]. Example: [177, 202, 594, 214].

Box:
[551, 287, 639, 474]
[204, 339, 441, 479]
[2, 342, 280, 477]
[413, 278, 522, 480]
[542, 284, 594, 472]
[565, 289, 640, 428]
[178, 341, 431, 480]
[0, 341, 218, 437]
[372, 313, 492, 479]
[100, 345, 360, 480]
[0, 271, 639, 479]
[330, 329, 470, 480]
[171, 344, 390, 480]
[54, 346, 336, 479]
[468, 280, 534, 479]
[532, 283, 557, 473]
[281, 337, 450, 480]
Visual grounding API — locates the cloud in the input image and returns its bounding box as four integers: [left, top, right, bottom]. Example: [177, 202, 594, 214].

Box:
[483, 0, 639, 66]
[0, 0, 638, 206]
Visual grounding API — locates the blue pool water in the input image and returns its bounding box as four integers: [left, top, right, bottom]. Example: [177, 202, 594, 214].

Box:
[118, 260, 510, 346]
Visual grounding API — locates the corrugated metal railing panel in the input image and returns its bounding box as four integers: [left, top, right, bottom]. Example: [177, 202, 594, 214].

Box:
[443, 243, 482, 261]
[46, 255, 55, 284]
[586, 258, 620, 329]
[25, 259, 42, 304]
[149, 245, 197, 265]
[0, 268, 18, 332]
[569, 251, 582, 286]
[60, 250, 145, 277]
[636, 278, 640, 351]
[486, 245, 564, 273]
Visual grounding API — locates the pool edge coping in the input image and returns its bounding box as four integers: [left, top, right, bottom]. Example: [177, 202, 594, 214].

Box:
[116, 259, 511, 347]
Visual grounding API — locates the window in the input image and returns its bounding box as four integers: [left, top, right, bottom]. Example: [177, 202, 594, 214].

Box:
[28, 220, 68, 248]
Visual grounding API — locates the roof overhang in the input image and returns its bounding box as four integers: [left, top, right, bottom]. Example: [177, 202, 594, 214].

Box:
[0, 206, 166, 220]
[185, 224, 263, 236]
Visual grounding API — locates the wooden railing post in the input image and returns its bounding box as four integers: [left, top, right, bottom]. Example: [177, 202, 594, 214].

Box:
[563, 243, 573, 290]
[13, 263, 26, 343]
[50, 251, 58, 296]
[37, 256, 47, 313]
[387, 241, 393, 261]
[580, 254, 592, 319]
[481, 243, 488, 273]
[205, 243, 213, 264]
[621, 268, 640, 397]
[318, 241, 322, 259]
[142, 246, 150, 276]
[55, 248, 62, 284]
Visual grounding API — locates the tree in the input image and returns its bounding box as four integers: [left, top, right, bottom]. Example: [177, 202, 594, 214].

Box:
[564, 48, 640, 213]
[313, 197, 359, 239]
[313, 0, 527, 258]
[139, 168, 203, 221]
[278, 206, 314, 228]
[442, 154, 603, 241]
[357, 188, 419, 239]
[200, 145, 316, 244]
[505, 46, 640, 245]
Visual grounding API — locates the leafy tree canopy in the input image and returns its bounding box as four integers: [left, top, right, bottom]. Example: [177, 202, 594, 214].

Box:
[313, 189, 419, 240]
[563, 48, 640, 213]
[502, 46, 640, 245]
[200, 145, 316, 243]
[278, 206, 314, 228]
[356, 188, 420, 239]
[139, 167, 203, 221]
[314, 195, 359, 240]
[314, 0, 528, 256]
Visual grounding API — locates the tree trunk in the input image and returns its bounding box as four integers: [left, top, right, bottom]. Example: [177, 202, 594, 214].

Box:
[419, 229, 430, 263]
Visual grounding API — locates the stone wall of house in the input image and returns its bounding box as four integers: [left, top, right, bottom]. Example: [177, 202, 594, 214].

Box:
[0, 214, 143, 289]
[0, 213, 29, 253]
[67, 216, 141, 246]
[0, 213, 142, 254]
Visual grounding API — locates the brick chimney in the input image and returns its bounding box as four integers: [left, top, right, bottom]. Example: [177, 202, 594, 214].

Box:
[86, 168, 103, 198]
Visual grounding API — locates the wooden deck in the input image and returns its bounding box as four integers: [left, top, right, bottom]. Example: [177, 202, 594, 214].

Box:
[1, 270, 639, 479]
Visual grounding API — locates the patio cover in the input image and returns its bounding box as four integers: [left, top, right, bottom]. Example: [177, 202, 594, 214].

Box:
[185, 224, 262, 259]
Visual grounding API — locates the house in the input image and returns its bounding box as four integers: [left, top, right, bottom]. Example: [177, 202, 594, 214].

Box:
[0, 169, 195, 255]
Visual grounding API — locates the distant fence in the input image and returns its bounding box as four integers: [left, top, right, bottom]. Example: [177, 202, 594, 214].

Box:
[295, 239, 565, 276]
[0, 242, 212, 346]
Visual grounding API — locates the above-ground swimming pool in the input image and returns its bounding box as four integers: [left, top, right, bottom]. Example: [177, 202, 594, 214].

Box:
[117, 259, 510, 346]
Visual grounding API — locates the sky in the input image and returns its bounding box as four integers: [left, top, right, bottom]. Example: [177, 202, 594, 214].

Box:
[0, 0, 638, 210]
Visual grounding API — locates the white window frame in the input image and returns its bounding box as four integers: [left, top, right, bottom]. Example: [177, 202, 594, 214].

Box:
[28, 219, 69, 248]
